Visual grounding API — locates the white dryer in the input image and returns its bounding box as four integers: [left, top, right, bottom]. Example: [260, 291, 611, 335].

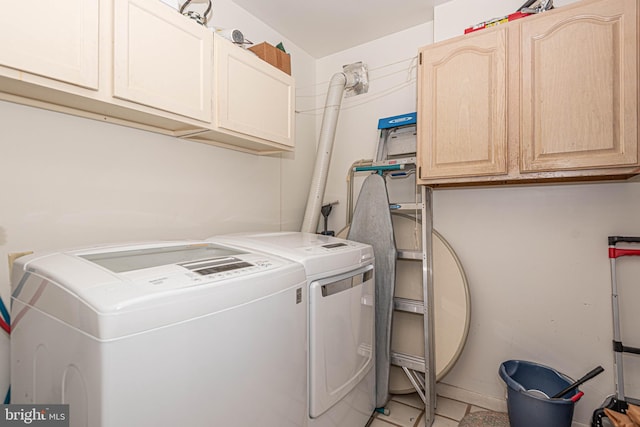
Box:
[209, 232, 375, 427]
[10, 241, 308, 427]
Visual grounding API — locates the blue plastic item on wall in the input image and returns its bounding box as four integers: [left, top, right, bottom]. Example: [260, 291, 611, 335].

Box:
[377, 112, 416, 130]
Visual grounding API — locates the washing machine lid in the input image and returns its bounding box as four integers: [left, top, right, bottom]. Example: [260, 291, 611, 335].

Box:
[78, 243, 244, 273]
[11, 241, 306, 340]
[210, 232, 373, 279]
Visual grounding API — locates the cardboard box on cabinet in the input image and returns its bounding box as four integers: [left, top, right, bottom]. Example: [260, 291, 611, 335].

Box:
[248, 42, 291, 75]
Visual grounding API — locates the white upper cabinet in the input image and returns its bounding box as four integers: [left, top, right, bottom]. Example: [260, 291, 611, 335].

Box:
[113, 0, 212, 122]
[213, 35, 294, 148]
[183, 35, 295, 154]
[0, 0, 296, 154]
[0, 0, 99, 90]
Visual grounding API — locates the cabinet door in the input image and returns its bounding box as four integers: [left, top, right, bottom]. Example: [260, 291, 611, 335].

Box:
[213, 35, 295, 148]
[113, 0, 212, 122]
[0, 0, 99, 89]
[520, 0, 638, 172]
[418, 27, 508, 179]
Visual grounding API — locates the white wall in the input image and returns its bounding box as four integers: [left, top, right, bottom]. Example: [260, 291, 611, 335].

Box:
[0, 0, 317, 405]
[434, 182, 640, 426]
[318, 1, 640, 426]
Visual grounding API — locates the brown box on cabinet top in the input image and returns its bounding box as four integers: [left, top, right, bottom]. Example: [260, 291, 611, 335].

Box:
[248, 42, 291, 75]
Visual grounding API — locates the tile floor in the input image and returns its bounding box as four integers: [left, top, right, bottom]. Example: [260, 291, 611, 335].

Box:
[367, 394, 496, 427]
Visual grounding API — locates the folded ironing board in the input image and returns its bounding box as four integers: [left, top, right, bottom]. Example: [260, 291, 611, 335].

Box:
[347, 173, 397, 408]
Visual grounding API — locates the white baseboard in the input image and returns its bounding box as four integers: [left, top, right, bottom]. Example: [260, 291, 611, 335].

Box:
[436, 382, 507, 413]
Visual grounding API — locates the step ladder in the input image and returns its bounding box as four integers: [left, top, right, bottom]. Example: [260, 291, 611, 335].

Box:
[355, 113, 436, 426]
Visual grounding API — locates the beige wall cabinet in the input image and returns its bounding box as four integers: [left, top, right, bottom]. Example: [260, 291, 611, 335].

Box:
[183, 34, 295, 154]
[418, 27, 508, 180]
[519, 0, 637, 173]
[417, 0, 639, 186]
[0, 0, 295, 155]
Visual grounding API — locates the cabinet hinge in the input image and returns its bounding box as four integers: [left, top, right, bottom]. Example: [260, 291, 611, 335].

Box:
[419, 52, 422, 65]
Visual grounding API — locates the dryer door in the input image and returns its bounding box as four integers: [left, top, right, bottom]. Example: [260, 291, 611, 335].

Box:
[309, 264, 375, 418]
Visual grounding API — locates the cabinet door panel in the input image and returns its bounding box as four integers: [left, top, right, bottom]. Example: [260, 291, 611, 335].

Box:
[418, 28, 508, 179]
[113, 0, 212, 122]
[520, 0, 638, 172]
[0, 0, 99, 89]
[214, 36, 294, 147]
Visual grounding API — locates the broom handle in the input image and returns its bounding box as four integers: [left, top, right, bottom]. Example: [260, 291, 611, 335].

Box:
[552, 366, 604, 399]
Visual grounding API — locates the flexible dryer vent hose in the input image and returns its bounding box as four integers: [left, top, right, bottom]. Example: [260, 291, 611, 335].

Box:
[301, 62, 368, 233]
[300, 72, 348, 233]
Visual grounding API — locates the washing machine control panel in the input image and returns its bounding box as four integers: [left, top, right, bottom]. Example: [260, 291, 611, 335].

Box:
[303, 240, 362, 254]
[182, 257, 254, 276]
[321, 242, 348, 249]
[137, 256, 280, 288]
[180, 256, 276, 282]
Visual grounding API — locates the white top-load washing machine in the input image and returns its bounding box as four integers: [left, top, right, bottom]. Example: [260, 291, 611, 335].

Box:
[209, 232, 375, 427]
[10, 241, 308, 427]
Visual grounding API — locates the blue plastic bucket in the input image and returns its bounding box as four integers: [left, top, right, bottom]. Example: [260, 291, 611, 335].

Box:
[499, 360, 578, 427]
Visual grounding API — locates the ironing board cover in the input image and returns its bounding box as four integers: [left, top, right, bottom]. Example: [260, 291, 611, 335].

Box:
[347, 173, 397, 408]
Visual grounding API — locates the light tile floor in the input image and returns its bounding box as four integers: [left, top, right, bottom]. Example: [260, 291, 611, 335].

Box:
[367, 394, 497, 427]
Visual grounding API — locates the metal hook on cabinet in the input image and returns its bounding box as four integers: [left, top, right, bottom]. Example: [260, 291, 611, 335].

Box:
[179, 0, 212, 26]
